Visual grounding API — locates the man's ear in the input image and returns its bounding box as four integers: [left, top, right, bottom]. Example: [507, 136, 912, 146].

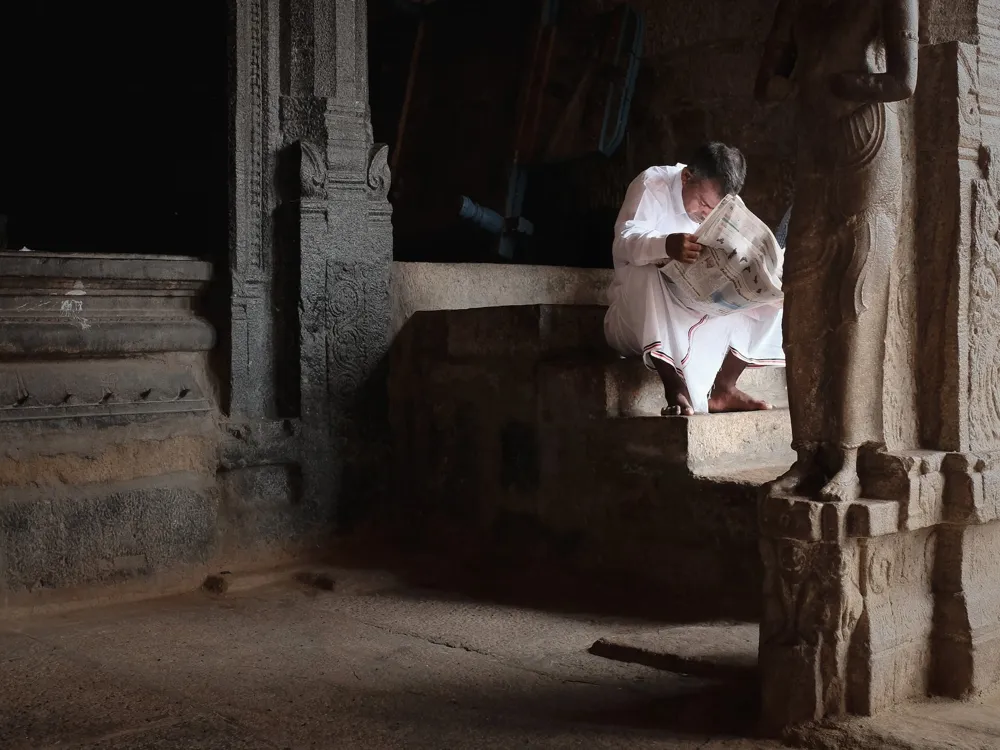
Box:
[680, 168, 692, 186]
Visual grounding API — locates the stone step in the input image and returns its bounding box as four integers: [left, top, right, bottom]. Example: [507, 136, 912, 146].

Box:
[392, 304, 795, 621]
[406, 303, 788, 411]
[538, 355, 787, 421]
[605, 357, 788, 415]
[600, 410, 793, 470]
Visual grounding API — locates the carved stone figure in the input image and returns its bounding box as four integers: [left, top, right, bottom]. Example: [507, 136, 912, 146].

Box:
[756, 0, 919, 503]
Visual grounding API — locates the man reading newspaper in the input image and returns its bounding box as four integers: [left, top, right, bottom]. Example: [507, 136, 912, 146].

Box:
[604, 143, 785, 416]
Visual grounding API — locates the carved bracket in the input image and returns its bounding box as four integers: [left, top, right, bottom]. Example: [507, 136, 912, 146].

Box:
[300, 141, 329, 200]
[367, 144, 391, 200]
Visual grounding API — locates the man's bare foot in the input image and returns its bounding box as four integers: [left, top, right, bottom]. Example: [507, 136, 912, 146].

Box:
[652, 359, 695, 416]
[708, 387, 773, 413]
[662, 392, 695, 417]
[820, 467, 861, 503]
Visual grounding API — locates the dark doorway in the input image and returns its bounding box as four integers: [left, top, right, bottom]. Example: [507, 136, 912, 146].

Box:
[0, 3, 229, 263]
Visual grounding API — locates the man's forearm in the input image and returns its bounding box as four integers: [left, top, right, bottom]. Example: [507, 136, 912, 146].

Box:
[613, 227, 669, 267]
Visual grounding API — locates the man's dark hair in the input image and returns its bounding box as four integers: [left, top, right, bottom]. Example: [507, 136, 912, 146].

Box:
[688, 142, 747, 196]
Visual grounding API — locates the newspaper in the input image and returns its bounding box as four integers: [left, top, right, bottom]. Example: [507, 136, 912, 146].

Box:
[659, 194, 784, 317]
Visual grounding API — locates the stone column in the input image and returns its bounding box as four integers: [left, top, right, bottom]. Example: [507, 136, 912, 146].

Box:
[281, 0, 393, 520]
[759, 7, 1000, 731]
[226, 0, 390, 547]
[231, 0, 281, 419]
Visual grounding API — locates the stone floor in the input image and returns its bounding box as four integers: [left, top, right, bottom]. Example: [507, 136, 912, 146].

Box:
[4, 568, 1000, 749]
[0, 568, 776, 750]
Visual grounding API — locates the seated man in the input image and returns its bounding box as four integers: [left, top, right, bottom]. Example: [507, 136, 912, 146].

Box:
[604, 143, 785, 415]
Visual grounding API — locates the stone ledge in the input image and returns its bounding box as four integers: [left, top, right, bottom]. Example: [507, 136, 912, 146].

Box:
[390, 261, 612, 338]
[0, 354, 215, 425]
[0, 251, 214, 357]
[0, 431, 218, 490]
[760, 493, 902, 541]
[759, 448, 1000, 543]
[0, 251, 213, 284]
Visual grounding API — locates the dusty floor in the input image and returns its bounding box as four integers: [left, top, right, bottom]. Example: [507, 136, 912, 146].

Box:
[0, 569, 778, 750]
[6, 569, 1000, 750]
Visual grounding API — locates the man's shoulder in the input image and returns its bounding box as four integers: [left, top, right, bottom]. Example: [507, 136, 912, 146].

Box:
[637, 163, 685, 183]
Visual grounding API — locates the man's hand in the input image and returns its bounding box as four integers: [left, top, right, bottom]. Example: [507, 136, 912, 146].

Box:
[665, 233, 704, 265]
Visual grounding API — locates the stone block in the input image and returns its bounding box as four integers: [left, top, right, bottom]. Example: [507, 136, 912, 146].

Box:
[857, 530, 936, 714]
[759, 538, 864, 728]
[860, 450, 921, 503]
[920, 0, 978, 44]
[759, 494, 823, 542]
[761, 493, 903, 543]
[605, 358, 662, 417]
[445, 305, 546, 359]
[0, 473, 218, 595]
[685, 410, 792, 468]
[846, 501, 903, 540]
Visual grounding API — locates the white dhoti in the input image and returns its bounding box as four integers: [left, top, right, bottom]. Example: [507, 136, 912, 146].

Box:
[605, 264, 784, 414]
[604, 164, 784, 414]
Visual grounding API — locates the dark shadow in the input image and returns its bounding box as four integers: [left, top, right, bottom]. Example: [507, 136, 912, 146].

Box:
[0, 4, 228, 261]
[272, 143, 303, 419]
[326, 531, 761, 626]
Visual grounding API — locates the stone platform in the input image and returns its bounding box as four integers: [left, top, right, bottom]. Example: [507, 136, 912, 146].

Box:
[0, 252, 312, 612]
[390, 304, 792, 621]
[0, 252, 224, 606]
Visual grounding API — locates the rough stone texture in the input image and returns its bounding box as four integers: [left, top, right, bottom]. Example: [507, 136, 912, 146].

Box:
[391, 304, 791, 620]
[789, 697, 1000, 750]
[0, 473, 218, 599]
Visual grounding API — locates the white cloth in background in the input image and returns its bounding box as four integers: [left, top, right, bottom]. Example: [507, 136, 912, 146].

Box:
[603, 164, 785, 414]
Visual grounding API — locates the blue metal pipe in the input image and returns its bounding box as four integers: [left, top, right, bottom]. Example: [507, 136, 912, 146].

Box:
[458, 196, 505, 235]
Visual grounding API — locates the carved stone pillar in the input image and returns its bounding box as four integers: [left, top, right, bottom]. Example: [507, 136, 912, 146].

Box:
[227, 0, 390, 543]
[760, 15, 1000, 731]
[282, 0, 393, 518]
